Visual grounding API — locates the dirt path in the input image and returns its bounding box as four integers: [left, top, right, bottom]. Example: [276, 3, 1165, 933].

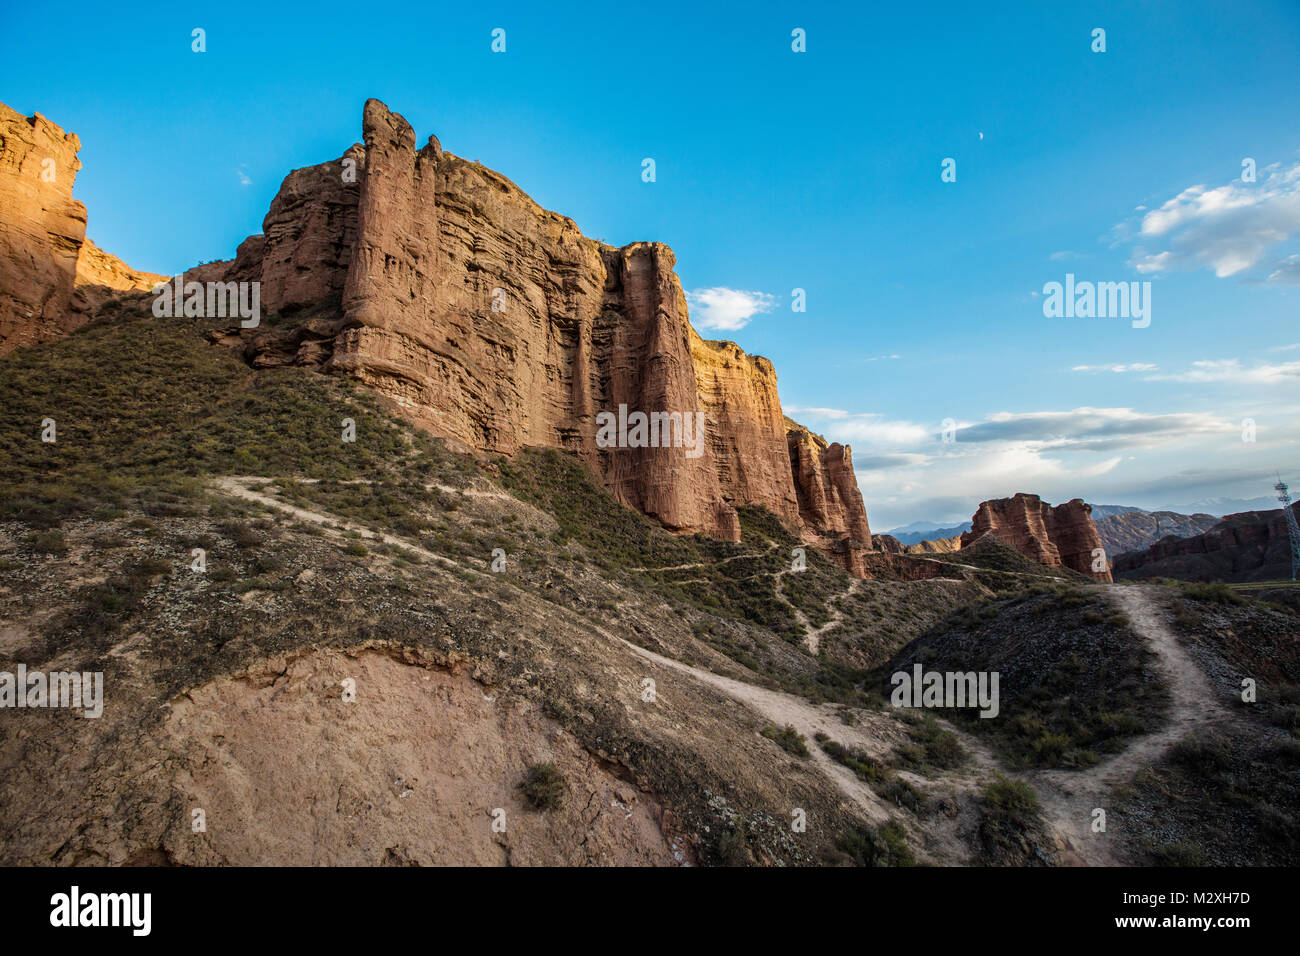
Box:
[626, 540, 777, 574]
[803, 579, 860, 654]
[599, 624, 897, 824]
[213, 476, 898, 827]
[935, 584, 1231, 866]
[214, 477, 465, 570]
[769, 563, 861, 654]
[1026, 585, 1228, 864]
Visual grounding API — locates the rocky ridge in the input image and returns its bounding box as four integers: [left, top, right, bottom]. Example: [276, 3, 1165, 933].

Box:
[1113, 505, 1300, 582]
[1093, 509, 1219, 559]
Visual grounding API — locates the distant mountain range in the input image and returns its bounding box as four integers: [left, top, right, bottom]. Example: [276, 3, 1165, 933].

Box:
[882, 520, 972, 546]
[1088, 504, 1146, 519]
[1093, 510, 1220, 558]
[1154, 496, 1280, 517]
[1090, 499, 1283, 519]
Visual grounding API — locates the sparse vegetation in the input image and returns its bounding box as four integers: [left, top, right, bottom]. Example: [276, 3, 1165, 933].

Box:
[520, 762, 566, 811]
[887, 589, 1168, 769]
[836, 819, 915, 867]
[717, 822, 754, 866]
[761, 724, 810, 757]
[977, 775, 1050, 865]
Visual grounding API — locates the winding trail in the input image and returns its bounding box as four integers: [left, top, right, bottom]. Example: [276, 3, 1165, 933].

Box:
[939, 584, 1232, 866]
[1027, 585, 1228, 864]
[599, 623, 896, 823]
[214, 476, 464, 570]
[214, 477, 895, 824]
[213, 476, 1230, 865]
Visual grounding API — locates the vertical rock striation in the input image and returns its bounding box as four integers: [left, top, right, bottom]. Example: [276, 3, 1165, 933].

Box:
[0, 98, 874, 571]
[0, 103, 161, 355]
[960, 493, 1112, 581]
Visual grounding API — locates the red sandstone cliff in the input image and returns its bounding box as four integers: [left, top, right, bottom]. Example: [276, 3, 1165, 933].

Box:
[960, 493, 1112, 582]
[0, 104, 162, 355]
[0, 98, 873, 572]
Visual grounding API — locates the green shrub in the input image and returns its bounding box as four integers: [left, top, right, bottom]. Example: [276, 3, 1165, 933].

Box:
[717, 823, 753, 866]
[135, 557, 172, 576]
[31, 530, 68, 554]
[1149, 840, 1208, 867]
[223, 522, 263, 549]
[761, 724, 810, 758]
[836, 820, 914, 867]
[977, 775, 1044, 861]
[520, 762, 565, 811]
[1178, 581, 1245, 606]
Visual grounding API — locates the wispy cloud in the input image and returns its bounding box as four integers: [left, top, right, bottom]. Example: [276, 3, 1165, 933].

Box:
[1072, 363, 1157, 373]
[237, 165, 252, 187]
[784, 405, 850, 419]
[1143, 358, 1300, 384]
[955, 407, 1230, 451]
[685, 287, 777, 331]
[1121, 160, 1300, 280]
[1268, 253, 1300, 284]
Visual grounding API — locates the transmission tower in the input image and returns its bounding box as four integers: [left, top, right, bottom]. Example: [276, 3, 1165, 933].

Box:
[1275, 477, 1300, 582]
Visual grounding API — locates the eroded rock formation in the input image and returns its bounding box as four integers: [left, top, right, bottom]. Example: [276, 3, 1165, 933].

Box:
[190, 98, 872, 566]
[1113, 505, 1300, 583]
[0, 98, 872, 569]
[960, 493, 1112, 581]
[0, 103, 161, 355]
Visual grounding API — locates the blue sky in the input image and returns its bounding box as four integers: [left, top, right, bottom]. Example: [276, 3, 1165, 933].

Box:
[4, 0, 1299, 528]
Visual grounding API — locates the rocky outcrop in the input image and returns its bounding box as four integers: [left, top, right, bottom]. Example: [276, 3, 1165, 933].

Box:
[787, 422, 871, 542]
[961, 493, 1112, 581]
[188, 98, 872, 566]
[71, 238, 166, 315]
[1113, 506, 1300, 583]
[694, 337, 801, 527]
[0, 104, 86, 355]
[0, 103, 160, 355]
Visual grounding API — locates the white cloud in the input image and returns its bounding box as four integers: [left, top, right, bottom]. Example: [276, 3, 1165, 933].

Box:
[1144, 358, 1300, 385]
[831, 418, 934, 447]
[1125, 161, 1300, 279]
[833, 405, 1289, 530]
[784, 405, 849, 419]
[784, 407, 934, 446]
[237, 166, 252, 187]
[1072, 363, 1157, 373]
[685, 287, 777, 331]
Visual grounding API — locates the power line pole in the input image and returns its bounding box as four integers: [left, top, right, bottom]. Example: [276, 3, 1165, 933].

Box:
[1275, 478, 1300, 582]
